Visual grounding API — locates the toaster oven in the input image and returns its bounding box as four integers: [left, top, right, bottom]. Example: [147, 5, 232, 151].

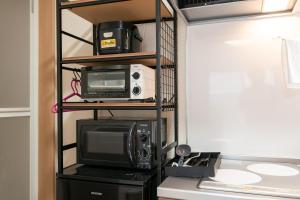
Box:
[81, 64, 155, 101]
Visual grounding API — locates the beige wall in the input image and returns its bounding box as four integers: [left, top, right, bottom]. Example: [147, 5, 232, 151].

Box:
[0, 118, 30, 200]
[0, 1, 30, 200]
[0, 0, 30, 107]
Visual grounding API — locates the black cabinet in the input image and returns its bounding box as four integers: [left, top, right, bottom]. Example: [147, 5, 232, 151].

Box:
[57, 165, 157, 200]
[57, 179, 144, 200]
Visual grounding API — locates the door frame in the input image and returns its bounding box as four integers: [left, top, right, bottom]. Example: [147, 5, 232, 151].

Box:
[30, 0, 39, 199]
[0, 0, 39, 199]
[38, 0, 56, 200]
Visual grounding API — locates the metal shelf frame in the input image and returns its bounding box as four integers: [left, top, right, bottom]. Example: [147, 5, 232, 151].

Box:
[56, 0, 178, 186]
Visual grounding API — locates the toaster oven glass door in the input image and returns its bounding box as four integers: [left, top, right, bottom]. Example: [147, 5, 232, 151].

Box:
[82, 68, 131, 99]
[88, 71, 126, 92]
[78, 123, 137, 168]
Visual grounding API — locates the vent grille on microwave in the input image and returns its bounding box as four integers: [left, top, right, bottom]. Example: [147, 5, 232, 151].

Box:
[178, 0, 244, 8]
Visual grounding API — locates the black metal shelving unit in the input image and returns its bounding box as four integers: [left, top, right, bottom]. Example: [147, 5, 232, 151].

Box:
[56, 0, 178, 190]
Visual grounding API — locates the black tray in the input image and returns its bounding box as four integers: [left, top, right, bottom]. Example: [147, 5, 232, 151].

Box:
[165, 152, 221, 178]
[178, 0, 241, 9]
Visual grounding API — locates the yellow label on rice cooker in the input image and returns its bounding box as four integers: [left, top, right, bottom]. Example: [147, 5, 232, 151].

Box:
[101, 39, 116, 48]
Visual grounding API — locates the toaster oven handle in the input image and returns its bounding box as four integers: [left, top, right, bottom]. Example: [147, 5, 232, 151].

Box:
[127, 122, 137, 166]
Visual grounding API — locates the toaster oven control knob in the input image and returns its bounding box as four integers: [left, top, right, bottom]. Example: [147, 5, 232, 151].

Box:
[140, 134, 148, 143]
[132, 86, 141, 96]
[132, 72, 140, 80]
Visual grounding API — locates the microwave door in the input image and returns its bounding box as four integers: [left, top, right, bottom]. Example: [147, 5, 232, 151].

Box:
[127, 122, 137, 167]
[80, 125, 137, 168]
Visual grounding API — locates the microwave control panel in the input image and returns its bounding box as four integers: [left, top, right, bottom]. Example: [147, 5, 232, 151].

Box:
[136, 121, 154, 169]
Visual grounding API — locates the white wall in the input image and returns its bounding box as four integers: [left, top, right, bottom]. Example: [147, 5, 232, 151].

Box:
[187, 14, 300, 159]
[177, 14, 188, 144]
[61, 10, 93, 167]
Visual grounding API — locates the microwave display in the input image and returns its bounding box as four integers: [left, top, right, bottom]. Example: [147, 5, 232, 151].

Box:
[87, 71, 126, 92]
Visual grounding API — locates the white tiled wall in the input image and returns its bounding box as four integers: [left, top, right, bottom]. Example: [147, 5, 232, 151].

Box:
[187, 14, 300, 159]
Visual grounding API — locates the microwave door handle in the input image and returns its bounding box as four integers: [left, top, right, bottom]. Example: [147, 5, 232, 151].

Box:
[127, 122, 136, 166]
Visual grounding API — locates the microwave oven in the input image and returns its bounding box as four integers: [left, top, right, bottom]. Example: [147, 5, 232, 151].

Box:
[81, 64, 155, 101]
[76, 118, 167, 169]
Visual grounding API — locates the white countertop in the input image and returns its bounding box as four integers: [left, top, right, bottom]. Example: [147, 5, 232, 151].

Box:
[158, 159, 300, 200]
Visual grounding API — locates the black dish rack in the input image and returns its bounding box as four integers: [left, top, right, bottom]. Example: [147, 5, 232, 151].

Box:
[165, 152, 221, 178]
[178, 0, 244, 9]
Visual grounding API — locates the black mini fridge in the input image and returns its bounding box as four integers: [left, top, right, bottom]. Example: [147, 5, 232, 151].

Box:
[56, 165, 157, 200]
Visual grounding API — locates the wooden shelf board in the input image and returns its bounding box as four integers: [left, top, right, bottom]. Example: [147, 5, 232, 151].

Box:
[63, 102, 158, 109]
[62, 51, 174, 66]
[62, 102, 176, 111]
[61, 0, 174, 24]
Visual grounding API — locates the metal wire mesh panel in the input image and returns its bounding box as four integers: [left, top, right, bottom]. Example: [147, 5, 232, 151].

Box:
[161, 20, 175, 111]
[178, 0, 244, 8]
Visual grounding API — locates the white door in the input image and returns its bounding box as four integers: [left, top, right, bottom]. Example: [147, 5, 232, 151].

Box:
[0, 0, 38, 200]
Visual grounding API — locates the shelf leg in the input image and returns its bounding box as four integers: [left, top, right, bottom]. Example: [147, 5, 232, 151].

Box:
[56, 0, 63, 174]
[93, 110, 98, 120]
[174, 7, 179, 148]
[156, 0, 162, 185]
[93, 25, 97, 55]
